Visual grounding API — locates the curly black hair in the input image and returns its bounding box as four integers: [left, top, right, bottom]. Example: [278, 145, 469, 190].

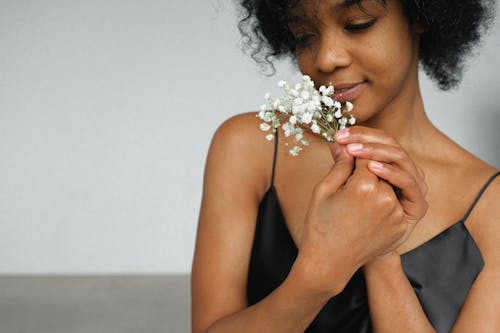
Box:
[236, 0, 496, 90]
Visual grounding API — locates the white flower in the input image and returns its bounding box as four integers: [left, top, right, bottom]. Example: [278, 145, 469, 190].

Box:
[311, 123, 321, 134]
[264, 112, 274, 122]
[292, 104, 306, 115]
[258, 76, 356, 156]
[346, 101, 354, 112]
[272, 118, 280, 128]
[300, 91, 310, 100]
[260, 123, 271, 131]
[308, 101, 320, 111]
[324, 86, 334, 96]
[322, 95, 334, 107]
[301, 112, 313, 124]
[282, 122, 293, 136]
[290, 146, 302, 156]
[258, 110, 265, 120]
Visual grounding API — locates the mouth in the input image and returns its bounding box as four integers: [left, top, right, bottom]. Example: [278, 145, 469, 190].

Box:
[332, 82, 366, 102]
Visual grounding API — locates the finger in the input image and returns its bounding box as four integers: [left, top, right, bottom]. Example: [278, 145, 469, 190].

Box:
[345, 142, 425, 192]
[367, 160, 428, 220]
[344, 157, 379, 190]
[320, 143, 355, 193]
[334, 126, 398, 147]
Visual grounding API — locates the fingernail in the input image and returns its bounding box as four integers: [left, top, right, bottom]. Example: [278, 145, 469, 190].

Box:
[368, 161, 384, 171]
[347, 143, 363, 153]
[335, 129, 349, 140]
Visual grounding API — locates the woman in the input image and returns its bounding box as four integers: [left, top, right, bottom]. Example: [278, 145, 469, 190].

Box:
[192, 0, 500, 332]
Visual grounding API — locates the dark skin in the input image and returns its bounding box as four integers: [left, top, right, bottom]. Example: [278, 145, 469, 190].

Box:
[192, 0, 500, 332]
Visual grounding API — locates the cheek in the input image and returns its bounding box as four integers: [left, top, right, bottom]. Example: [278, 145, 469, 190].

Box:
[362, 33, 415, 90]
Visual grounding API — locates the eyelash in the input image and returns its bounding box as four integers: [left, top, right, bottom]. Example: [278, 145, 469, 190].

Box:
[292, 20, 376, 50]
[344, 20, 376, 32]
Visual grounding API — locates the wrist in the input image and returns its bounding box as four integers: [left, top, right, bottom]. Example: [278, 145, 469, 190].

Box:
[363, 251, 402, 276]
[290, 250, 357, 298]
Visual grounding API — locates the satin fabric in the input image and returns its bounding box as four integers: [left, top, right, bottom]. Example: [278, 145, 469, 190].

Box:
[247, 187, 485, 332]
[246, 133, 495, 332]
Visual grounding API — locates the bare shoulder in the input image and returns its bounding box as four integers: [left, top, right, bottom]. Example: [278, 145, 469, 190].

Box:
[191, 111, 276, 333]
[450, 164, 500, 330]
[206, 111, 275, 197]
[467, 164, 500, 265]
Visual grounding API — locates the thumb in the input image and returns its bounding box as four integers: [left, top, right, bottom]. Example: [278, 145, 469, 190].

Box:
[321, 142, 355, 192]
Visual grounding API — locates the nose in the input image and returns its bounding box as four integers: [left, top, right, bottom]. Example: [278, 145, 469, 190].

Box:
[315, 34, 352, 73]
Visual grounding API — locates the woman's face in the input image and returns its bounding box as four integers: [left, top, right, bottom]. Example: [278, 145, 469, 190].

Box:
[289, 0, 420, 125]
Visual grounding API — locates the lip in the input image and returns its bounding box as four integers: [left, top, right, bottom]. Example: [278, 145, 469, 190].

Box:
[332, 82, 366, 102]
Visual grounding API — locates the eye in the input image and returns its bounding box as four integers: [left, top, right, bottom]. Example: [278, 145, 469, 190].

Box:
[344, 19, 376, 32]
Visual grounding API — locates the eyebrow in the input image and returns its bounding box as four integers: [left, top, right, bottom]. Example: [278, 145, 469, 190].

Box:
[287, 0, 364, 25]
[331, 0, 363, 12]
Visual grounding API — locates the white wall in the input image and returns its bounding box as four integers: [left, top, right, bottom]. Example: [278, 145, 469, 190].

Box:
[0, 0, 499, 274]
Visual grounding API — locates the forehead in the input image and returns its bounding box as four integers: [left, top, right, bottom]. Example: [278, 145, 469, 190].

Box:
[287, 0, 384, 22]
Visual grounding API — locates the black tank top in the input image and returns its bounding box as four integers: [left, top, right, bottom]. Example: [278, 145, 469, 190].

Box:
[247, 129, 499, 333]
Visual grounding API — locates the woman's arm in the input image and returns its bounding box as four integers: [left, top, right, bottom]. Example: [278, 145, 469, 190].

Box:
[335, 126, 500, 332]
[363, 254, 436, 333]
[363, 176, 500, 333]
[334, 126, 434, 332]
[193, 116, 420, 333]
[450, 176, 500, 332]
[194, 259, 345, 333]
[191, 114, 349, 333]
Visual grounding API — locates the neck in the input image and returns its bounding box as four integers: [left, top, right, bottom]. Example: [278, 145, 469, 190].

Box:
[360, 45, 438, 158]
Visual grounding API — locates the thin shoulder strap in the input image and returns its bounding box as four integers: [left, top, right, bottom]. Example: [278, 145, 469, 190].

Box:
[270, 128, 279, 186]
[462, 170, 500, 222]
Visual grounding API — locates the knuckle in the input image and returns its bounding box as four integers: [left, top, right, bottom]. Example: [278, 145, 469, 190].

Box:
[394, 205, 405, 220]
[378, 186, 398, 208]
[355, 178, 377, 195]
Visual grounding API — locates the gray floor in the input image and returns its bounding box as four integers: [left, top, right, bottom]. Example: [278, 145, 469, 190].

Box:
[0, 275, 190, 333]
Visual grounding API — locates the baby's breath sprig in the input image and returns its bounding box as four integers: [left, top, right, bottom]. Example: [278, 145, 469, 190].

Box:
[257, 75, 356, 156]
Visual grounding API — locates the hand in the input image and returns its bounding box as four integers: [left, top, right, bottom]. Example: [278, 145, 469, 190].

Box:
[296, 142, 410, 296]
[334, 126, 429, 254]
